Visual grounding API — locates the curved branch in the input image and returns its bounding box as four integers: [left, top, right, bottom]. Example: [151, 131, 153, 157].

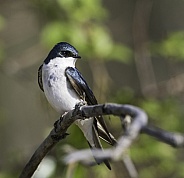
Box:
[64, 103, 148, 163]
[65, 104, 184, 166]
[19, 103, 184, 178]
[19, 103, 146, 177]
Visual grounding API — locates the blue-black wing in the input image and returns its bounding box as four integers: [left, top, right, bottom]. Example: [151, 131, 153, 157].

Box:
[65, 67, 116, 145]
[66, 67, 117, 170]
[65, 67, 97, 105]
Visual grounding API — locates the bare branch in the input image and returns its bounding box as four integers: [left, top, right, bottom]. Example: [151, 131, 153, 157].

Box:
[64, 103, 148, 164]
[141, 125, 184, 147]
[64, 104, 184, 167]
[19, 102, 184, 178]
[19, 103, 146, 178]
[19, 107, 76, 178]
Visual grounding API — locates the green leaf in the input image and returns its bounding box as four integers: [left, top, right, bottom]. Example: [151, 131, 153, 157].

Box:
[152, 31, 184, 60]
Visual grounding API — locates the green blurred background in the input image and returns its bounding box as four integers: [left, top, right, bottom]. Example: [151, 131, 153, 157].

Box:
[1, 0, 184, 177]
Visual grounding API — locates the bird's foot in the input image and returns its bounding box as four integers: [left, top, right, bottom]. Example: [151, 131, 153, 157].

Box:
[73, 101, 87, 119]
[54, 113, 67, 133]
[76, 100, 87, 108]
[53, 115, 70, 141]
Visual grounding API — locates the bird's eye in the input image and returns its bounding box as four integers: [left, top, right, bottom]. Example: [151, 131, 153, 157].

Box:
[59, 51, 73, 58]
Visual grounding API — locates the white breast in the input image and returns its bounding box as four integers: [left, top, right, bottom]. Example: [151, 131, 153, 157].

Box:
[42, 57, 95, 146]
[42, 57, 80, 115]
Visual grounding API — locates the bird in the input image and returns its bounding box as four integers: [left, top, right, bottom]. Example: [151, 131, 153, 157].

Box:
[38, 42, 116, 169]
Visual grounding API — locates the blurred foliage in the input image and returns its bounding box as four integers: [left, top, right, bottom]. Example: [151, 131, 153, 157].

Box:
[36, 0, 132, 62]
[152, 31, 184, 60]
[0, 16, 4, 33]
[0, 15, 5, 63]
[112, 88, 184, 178]
[1, 0, 184, 178]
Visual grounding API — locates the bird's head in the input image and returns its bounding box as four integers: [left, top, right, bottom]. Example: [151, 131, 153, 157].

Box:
[44, 42, 81, 64]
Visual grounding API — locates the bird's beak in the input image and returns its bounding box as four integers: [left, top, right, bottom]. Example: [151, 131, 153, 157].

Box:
[74, 55, 81, 59]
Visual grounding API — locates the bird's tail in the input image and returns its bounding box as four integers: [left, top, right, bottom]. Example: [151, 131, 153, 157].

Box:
[97, 121, 117, 146]
[88, 125, 111, 170]
[75, 118, 113, 170]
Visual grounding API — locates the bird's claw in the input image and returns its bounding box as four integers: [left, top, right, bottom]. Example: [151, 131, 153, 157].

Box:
[73, 101, 87, 119]
[75, 101, 87, 109]
[54, 113, 67, 133]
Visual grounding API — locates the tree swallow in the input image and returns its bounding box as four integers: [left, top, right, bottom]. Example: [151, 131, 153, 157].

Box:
[38, 42, 116, 169]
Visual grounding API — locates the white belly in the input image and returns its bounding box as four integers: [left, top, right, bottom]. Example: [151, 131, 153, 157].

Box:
[42, 58, 94, 146]
[42, 60, 80, 115]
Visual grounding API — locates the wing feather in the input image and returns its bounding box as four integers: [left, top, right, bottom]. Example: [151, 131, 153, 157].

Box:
[65, 67, 97, 104]
[38, 64, 44, 92]
[65, 67, 116, 142]
[65, 67, 116, 169]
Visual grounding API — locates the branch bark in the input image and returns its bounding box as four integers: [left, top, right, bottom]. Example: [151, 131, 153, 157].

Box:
[19, 103, 184, 178]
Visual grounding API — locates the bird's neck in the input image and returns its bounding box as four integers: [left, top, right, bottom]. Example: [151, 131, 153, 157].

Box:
[46, 57, 76, 68]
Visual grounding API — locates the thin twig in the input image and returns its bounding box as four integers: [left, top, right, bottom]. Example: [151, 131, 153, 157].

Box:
[141, 125, 184, 147]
